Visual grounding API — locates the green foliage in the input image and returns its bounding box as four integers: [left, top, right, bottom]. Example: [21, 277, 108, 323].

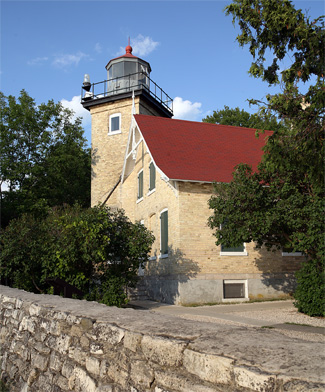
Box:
[0, 205, 155, 307]
[208, 0, 324, 316]
[202, 105, 284, 132]
[294, 259, 325, 317]
[0, 90, 91, 228]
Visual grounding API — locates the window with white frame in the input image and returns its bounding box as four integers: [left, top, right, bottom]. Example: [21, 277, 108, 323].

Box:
[160, 209, 168, 257]
[223, 279, 248, 300]
[219, 223, 248, 256]
[109, 113, 121, 134]
[220, 243, 247, 256]
[282, 248, 304, 256]
[137, 170, 143, 201]
[148, 161, 156, 193]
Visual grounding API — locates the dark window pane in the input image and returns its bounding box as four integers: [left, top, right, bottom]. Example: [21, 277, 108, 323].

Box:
[160, 210, 168, 255]
[111, 116, 120, 132]
[149, 162, 156, 191]
[138, 171, 143, 199]
[224, 283, 245, 298]
[221, 244, 244, 252]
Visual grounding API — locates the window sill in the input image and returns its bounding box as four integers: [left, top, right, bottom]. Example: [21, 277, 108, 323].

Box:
[222, 297, 249, 303]
[147, 188, 156, 196]
[136, 197, 143, 204]
[220, 252, 248, 256]
[108, 130, 121, 136]
[159, 254, 168, 259]
[282, 252, 304, 256]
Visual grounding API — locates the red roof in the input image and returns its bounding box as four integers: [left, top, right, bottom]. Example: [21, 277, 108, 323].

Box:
[134, 114, 272, 183]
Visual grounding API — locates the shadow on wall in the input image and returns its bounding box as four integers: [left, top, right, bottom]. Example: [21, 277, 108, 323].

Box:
[143, 246, 201, 304]
[91, 147, 100, 180]
[251, 246, 304, 298]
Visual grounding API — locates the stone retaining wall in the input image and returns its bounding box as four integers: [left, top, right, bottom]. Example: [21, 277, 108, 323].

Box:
[0, 286, 324, 392]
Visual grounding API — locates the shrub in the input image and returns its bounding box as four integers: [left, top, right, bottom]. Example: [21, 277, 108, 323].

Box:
[294, 259, 325, 317]
[0, 205, 154, 307]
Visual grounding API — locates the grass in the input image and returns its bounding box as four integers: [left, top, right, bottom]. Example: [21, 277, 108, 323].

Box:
[284, 322, 324, 328]
[261, 326, 275, 329]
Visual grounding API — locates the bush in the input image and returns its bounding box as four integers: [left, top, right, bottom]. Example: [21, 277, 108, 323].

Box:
[0, 205, 154, 307]
[294, 259, 325, 317]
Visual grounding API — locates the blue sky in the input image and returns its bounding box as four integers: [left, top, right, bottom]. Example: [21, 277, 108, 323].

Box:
[1, 0, 324, 145]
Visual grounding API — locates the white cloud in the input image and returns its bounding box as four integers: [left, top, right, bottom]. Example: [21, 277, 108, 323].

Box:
[27, 56, 49, 66]
[52, 52, 88, 68]
[94, 43, 102, 54]
[172, 96, 202, 121]
[117, 35, 159, 57]
[60, 95, 91, 128]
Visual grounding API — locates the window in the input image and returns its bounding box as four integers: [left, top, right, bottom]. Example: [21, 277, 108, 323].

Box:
[149, 162, 156, 193]
[220, 223, 247, 256]
[160, 209, 168, 257]
[221, 243, 247, 256]
[223, 280, 248, 300]
[109, 113, 121, 134]
[282, 248, 304, 256]
[137, 170, 143, 201]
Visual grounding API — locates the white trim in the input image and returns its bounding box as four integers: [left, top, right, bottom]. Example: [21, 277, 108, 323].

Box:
[220, 250, 248, 256]
[147, 188, 156, 196]
[223, 279, 248, 301]
[282, 251, 304, 256]
[109, 113, 121, 134]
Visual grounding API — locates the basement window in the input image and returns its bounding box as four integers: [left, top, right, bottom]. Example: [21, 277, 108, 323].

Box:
[223, 280, 248, 301]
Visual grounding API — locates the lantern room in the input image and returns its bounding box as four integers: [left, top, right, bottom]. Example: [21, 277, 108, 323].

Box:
[105, 43, 151, 94]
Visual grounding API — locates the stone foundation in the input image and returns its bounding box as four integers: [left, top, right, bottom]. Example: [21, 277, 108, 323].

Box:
[0, 285, 324, 391]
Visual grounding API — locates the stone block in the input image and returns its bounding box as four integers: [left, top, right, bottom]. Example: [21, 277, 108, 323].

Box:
[183, 349, 233, 384]
[29, 303, 42, 316]
[96, 384, 113, 392]
[62, 361, 75, 378]
[90, 342, 104, 355]
[73, 367, 97, 392]
[86, 356, 101, 376]
[92, 323, 125, 345]
[234, 366, 276, 391]
[31, 352, 49, 372]
[141, 335, 186, 367]
[19, 316, 36, 333]
[49, 351, 62, 372]
[130, 360, 154, 388]
[124, 331, 142, 353]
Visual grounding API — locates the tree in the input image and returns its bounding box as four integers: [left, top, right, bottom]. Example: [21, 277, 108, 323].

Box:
[203, 105, 283, 131]
[0, 205, 155, 307]
[208, 0, 324, 316]
[0, 90, 91, 228]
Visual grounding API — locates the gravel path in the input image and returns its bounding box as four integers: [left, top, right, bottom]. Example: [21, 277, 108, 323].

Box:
[177, 302, 325, 342]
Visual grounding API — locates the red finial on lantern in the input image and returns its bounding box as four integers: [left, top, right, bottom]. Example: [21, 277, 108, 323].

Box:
[125, 37, 132, 55]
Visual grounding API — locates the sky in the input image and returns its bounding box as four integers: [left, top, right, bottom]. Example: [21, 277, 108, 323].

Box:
[1, 0, 324, 146]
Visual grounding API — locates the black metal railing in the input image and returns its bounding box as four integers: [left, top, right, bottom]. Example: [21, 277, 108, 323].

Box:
[81, 72, 173, 114]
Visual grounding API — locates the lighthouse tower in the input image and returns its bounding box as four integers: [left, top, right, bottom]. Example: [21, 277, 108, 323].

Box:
[81, 43, 173, 208]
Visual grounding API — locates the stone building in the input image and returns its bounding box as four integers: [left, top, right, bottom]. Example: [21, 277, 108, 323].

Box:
[81, 43, 303, 305]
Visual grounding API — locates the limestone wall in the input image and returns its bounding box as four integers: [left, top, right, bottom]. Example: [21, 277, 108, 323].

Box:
[1, 286, 324, 392]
